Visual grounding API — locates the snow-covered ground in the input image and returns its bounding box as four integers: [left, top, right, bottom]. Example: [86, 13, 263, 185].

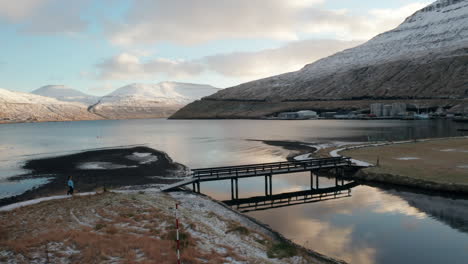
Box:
[0, 189, 336, 264]
[395, 157, 421, 160]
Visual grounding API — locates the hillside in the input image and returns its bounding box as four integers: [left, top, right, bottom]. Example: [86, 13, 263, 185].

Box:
[90, 82, 220, 119]
[32, 85, 100, 105]
[172, 0, 468, 119]
[0, 88, 101, 124]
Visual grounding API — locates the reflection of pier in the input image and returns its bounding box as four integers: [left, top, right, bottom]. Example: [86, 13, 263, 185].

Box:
[223, 181, 359, 213]
[161, 157, 354, 195]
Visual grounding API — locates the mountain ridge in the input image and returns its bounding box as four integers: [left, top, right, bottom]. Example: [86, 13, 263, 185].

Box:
[171, 0, 468, 119]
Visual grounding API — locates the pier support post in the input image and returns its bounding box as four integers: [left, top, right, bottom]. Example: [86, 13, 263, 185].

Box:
[231, 178, 234, 200]
[196, 181, 200, 193]
[269, 174, 272, 196]
[265, 175, 268, 196]
[316, 174, 319, 189]
[235, 178, 239, 200]
[310, 171, 314, 190]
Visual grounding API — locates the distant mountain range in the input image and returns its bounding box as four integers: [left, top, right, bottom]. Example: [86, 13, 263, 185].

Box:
[32, 85, 100, 105]
[89, 82, 220, 119]
[0, 82, 220, 123]
[172, 0, 468, 119]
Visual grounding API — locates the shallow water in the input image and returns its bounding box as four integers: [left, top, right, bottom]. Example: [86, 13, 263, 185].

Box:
[0, 119, 467, 263]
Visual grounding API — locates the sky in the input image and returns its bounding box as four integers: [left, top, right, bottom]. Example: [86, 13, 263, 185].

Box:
[0, 0, 431, 95]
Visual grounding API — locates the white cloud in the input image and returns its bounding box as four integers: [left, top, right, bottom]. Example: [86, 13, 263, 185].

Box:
[0, 0, 91, 34]
[109, 0, 430, 46]
[0, 0, 51, 21]
[95, 38, 362, 81]
[96, 53, 204, 80]
[203, 39, 363, 78]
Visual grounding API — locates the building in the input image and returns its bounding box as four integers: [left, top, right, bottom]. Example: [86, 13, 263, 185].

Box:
[371, 103, 407, 117]
[278, 112, 299, 119]
[370, 103, 383, 117]
[391, 103, 407, 116]
[382, 105, 392, 117]
[296, 110, 318, 119]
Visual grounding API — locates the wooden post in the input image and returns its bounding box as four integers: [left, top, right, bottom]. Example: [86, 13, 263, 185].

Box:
[269, 174, 272, 196]
[265, 175, 268, 196]
[310, 171, 314, 190]
[316, 174, 319, 189]
[231, 178, 234, 200]
[196, 181, 200, 193]
[235, 178, 239, 200]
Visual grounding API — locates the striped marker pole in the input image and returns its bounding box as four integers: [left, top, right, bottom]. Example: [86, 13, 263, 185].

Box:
[175, 203, 181, 264]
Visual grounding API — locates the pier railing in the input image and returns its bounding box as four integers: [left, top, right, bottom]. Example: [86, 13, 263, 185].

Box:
[191, 157, 351, 179]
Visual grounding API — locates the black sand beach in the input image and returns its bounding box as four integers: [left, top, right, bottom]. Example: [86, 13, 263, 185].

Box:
[0, 146, 187, 207]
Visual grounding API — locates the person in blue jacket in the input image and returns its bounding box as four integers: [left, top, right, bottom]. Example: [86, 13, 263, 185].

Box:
[67, 176, 74, 195]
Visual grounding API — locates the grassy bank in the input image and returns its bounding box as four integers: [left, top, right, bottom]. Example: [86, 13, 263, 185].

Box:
[341, 138, 468, 193]
[0, 190, 343, 264]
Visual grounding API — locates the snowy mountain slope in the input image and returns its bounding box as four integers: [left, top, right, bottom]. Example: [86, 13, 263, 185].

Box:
[172, 0, 468, 118]
[209, 0, 468, 101]
[98, 82, 220, 105]
[89, 82, 220, 119]
[32, 85, 99, 105]
[0, 88, 101, 123]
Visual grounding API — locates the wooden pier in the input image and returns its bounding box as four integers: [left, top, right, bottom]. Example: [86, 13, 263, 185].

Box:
[161, 157, 353, 197]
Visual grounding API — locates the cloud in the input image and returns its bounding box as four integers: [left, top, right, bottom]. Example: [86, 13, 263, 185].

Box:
[0, 0, 91, 34]
[0, 0, 51, 21]
[109, 0, 429, 46]
[96, 53, 204, 80]
[203, 39, 363, 78]
[95, 38, 362, 82]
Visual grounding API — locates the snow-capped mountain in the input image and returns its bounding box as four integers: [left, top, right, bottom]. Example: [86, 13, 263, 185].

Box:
[89, 82, 220, 119]
[99, 82, 219, 106]
[32, 85, 99, 105]
[172, 0, 468, 118]
[0, 88, 101, 123]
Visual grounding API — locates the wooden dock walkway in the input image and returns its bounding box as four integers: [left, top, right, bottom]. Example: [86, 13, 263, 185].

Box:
[161, 157, 352, 194]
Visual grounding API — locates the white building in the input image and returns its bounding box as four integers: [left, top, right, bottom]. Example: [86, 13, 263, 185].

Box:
[278, 112, 299, 119]
[391, 103, 407, 116]
[296, 110, 318, 119]
[370, 103, 383, 116]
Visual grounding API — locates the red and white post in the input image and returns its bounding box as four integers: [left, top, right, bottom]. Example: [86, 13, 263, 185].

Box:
[175, 203, 181, 264]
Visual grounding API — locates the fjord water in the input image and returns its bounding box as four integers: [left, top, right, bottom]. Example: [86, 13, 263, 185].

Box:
[0, 119, 467, 263]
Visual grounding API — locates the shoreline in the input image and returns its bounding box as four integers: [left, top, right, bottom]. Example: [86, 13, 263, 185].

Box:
[0, 145, 348, 263]
[330, 136, 468, 194]
[0, 146, 187, 207]
[0, 187, 346, 264]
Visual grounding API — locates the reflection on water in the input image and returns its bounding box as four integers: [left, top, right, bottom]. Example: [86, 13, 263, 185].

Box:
[0, 119, 467, 264]
[223, 178, 358, 212]
[236, 175, 468, 264]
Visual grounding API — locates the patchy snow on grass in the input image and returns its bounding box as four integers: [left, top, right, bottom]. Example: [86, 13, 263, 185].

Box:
[126, 152, 159, 164]
[293, 153, 312, 161]
[0, 192, 96, 212]
[440, 148, 468, 153]
[457, 165, 468, 169]
[169, 192, 305, 264]
[395, 157, 421, 160]
[77, 162, 137, 170]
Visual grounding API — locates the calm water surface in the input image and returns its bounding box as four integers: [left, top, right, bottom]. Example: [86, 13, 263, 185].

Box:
[0, 119, 467, 264]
